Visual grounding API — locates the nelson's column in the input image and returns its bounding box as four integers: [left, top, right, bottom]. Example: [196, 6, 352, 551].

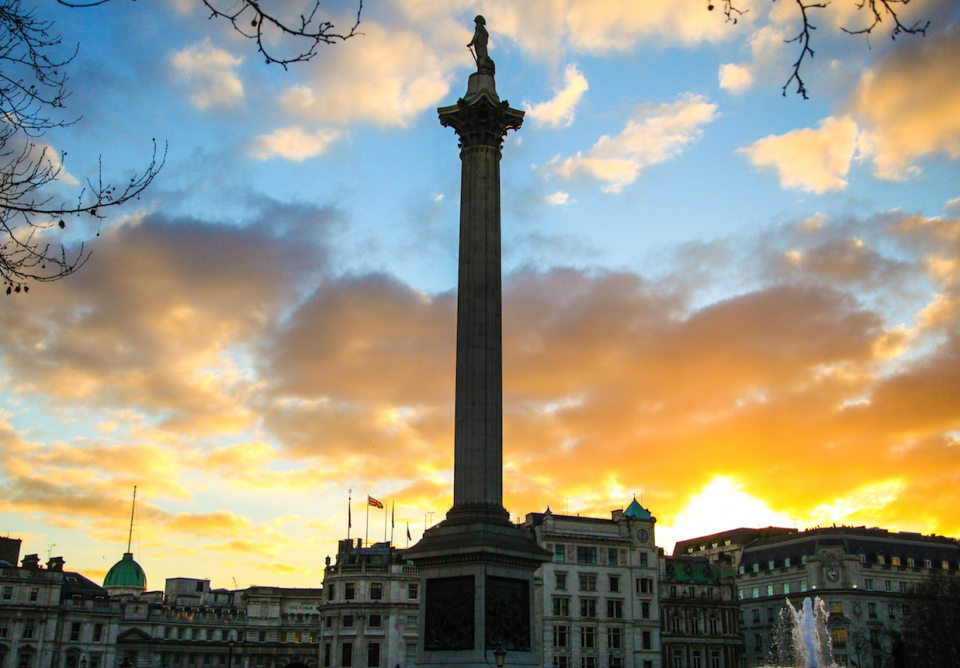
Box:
[404, 15, 551, 668]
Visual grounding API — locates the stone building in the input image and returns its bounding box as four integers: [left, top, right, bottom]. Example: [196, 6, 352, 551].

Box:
[658, 557, 742, 668]
[319, 540, 420, 668]
[729, 526, 959, 667]
[113, 578, 322, 668]
[523, 498, 662, 668]
[0, 539, 120, 668]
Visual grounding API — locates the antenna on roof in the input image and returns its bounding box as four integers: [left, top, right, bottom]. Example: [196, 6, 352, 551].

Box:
[127, 486, 137, 553]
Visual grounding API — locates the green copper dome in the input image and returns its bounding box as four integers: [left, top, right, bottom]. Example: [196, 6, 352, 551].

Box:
[103, 552, 146, 589]
[624, 497, 652, 520]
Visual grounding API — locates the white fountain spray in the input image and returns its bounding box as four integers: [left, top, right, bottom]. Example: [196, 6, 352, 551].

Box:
[781, 597, 835, 668]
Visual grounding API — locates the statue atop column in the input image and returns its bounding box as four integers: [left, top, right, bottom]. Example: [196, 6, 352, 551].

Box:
[467, 15, 495, 75]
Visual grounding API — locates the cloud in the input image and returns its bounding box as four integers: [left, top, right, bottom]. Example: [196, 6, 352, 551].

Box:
[541, 94, 718, 193]
[740, 116, 860, 193]
[946, 197, 960, 216]
[718, 63, 753, 94]
[848, 25, 960, 180]
[717, 25, 790, 94]
[544, 191, 571, 205]
[279, 22, 468, 127]
[524, 64, 589, 128]
[251, 127, 342, 162]
[171, 39, 244, 110]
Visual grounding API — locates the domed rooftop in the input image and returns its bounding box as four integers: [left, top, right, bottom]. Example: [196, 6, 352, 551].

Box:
[103, 552, 146, 589]
[623, 496, 652, 520]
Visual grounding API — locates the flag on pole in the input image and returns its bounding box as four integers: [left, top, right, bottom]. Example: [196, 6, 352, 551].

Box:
[391, 502, 395, 529]
[407, 523, 412, 541]
[348, 501, 352, 529]
[368, 495, 384, 509]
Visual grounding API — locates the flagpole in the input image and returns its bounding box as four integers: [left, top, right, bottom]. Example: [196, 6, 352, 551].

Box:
[365, 498, 370, 544]
[384, 502, 388, 543]
[347, 490, 352, 540]
[390, 501, 395, 544]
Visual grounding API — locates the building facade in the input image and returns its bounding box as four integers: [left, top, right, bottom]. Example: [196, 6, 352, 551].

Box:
[0, 544, 120, 668]
[658, 558, 742, 668]
[319, 540, 420, 668]
[731, 526, 960, 667]
[524, 499, 662, 668]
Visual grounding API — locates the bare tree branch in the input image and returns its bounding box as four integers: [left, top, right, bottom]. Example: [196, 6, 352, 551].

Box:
[841, 0, 930, 38]
[0, 0, 165, 294]
[58, 0, 364, 68]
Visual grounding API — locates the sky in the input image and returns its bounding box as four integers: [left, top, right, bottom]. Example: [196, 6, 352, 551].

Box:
[1, 0, 959, 591]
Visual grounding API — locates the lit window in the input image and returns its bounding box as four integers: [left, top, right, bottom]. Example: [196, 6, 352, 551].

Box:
[891, 557, 900, 566]
[766, 585, 773, 596]
[832, 629, 847, 649]
[554, 545, 565, 562]
[783, 583, 790, 595]
[878, 556, 885, 565]
[907, 558, 915, 567]
[751, 587, 759, 599]
[829, 601, 843, 615]
[752, 563, 759, 573]
[800, 580, 808, 592]
[768, 561, 775, 570]
[784, 558, 791, 567]
[943, 561, 950, 570]
[924, 559, 932, 569]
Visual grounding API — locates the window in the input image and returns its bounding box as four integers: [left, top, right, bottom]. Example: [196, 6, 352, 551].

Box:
[637, 578, 653, 594]
[832, 629, 847, 649]
[864, 578, 873, 590]
[70, 622, 81, 642]
[258, 631, 266, 643]
[368, 614, 382, 628]
[710, 651, 722, 668]
[23, 620, 35, 640]
[341, 642, 353, 668]
[325, 616, 333, 628]
[324, 644, 331, 668]
[407, 583, 419, 600]
[639, 552, 648, 568]
[579, 574, 597, 591]
[800, 580, 808, 592]
[768, 560, 775, 570]
[878, 556, 885, 565]
[553, 625, 569, 647]
[0, 619, 7, 639]
[576, 546, 597, 564]
[925, 559, 932, 568]
[766, 585, 774, 596]
[752, 563, 759, 573]
[581, 659, 597, 668]
[943, 561, 950, 570]
[891, 557, 900, 566]
[691, 616, 701, 634]
[784, 557, 791, 567]
[580, 626, 596, 648]
[738, 588, 744, 600]
[607, 627, 623, 649]
[751, 587, 759, 599]
[609, 575, 620, 592]
[642, 631, 652, 650]
[580, 599, 597, 618]
[343, 615, 354, 628]
[673, 652, 683, 668]
[555, 658, 570, 668]
[738, 566, 745, 575]
[888, 604, 896, 620]
[899, 581, 908, 593]
[885, 580, 892, 592]
[366, 642, 380, 668]
[802, 555, 808, 564]
[556, 573, 567, 590]
[327, 584, 335, 600]
[754, 634, 763, 652]
[295, 632, 302, 644]
[783, 583, 791, 595]
[345, 583, 356, 600]
[2, 587, 12, 600]
[370, 582, 383, 600]
[67, 656, 81, 668]
[90, 657, 101, 668]
[555, 545, 565, 562]
[671, 614, 682, 633]
[552, 597, 570, 617]
[707, 587, 714, 599]
[752, 609, 761, 624]
[608, 548, 618, 565]
[829, 601, 843, 615]
[641, 601, 650, 619]
[692, 650, 703, 668]
[406, 616, 417, 628]
[29, 589, 38, 602]
[709, 616, 719, 634]
[606, 600, 623, 619]
[907, 558, 915, 567]
[868, 602, 877, 618]
[19, 655, 32, 668]
[610, 658, 623, 668]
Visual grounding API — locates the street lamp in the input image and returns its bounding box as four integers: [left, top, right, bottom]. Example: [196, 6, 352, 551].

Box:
[120, 658, 132, 668]
[493, 644, 507, 668]
[227, 640, 235, 668]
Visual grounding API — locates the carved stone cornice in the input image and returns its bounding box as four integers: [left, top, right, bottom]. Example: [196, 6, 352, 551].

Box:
[438, 92, 524, 150]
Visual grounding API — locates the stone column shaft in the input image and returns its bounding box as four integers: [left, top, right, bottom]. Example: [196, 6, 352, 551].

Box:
[454, 143, 504, 513]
